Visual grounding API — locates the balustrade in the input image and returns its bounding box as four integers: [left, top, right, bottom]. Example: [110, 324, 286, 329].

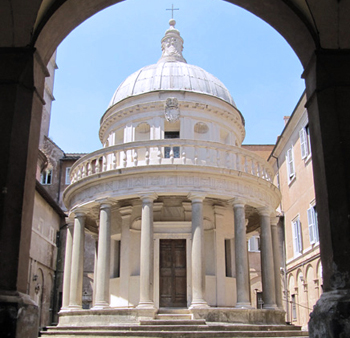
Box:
[69, 140, 274, 184]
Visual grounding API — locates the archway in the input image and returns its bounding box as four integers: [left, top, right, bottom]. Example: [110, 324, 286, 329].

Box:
[1, 2, 350, 338]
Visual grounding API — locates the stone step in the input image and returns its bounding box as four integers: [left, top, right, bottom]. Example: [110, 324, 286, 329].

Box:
[41, 325, 309, 337]
[155, 314, 193, 320]
[41, 330, 308, 337]
[140, 319, 204, 326]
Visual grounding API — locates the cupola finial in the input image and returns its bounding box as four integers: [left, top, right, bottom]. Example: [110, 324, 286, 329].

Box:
[158, 19, 187, 63]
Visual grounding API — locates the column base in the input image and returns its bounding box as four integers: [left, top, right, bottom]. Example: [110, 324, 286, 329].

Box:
[92, 302, 110, 310]
[0, 291, 39, 338]
[263, 303, 278, 310]
[136, 301, 156, 310]
[235, 302, 253, 309]
[309, 289, 350, 338]
[189, 300, 209, 309]
[68, 304, 82, 310]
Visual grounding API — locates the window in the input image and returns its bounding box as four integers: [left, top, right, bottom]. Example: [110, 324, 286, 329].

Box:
[248, 236, 260, 252]
[307, 205, 319, 244]
[291, 294, 297, 320]
[65, 167, 71, 185]
[256, 291, 263, 309]
[164, 131, 180, 158]
[292, 217, 303, 255]
[286, 147, 295, 182]
[41, 168, 52, 185]
[299, 124, 311, 159]
[224, 239, 233, 277]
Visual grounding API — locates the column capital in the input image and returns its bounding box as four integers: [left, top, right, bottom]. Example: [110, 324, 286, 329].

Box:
[257, 206, 274, 217]
[228, 197, 246, 207]
[72, 207, 87, 218]
[119, 205, 133, 218]
[65, 217, 74, 228]
[270, 216, 280, 227]
[188, 191, 206, 202]
[96, 198, 114, 209]
[139, 192, 158, 202]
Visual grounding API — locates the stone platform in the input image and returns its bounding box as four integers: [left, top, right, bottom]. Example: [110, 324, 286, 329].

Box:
[40, 308, 308, 338]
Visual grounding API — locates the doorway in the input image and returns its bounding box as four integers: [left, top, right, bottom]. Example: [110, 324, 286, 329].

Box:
[159, 239, 187, 307]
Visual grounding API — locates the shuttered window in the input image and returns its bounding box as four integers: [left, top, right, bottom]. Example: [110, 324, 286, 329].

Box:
[307, 206, 319, 244]
[286, 147, 295, 182]
[292, 217, 302, 255]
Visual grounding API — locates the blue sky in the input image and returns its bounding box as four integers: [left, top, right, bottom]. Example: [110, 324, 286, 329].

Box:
[49, 0, 305, 153]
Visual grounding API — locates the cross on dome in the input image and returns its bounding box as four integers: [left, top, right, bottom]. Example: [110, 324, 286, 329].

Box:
[166, 4, 179, 19]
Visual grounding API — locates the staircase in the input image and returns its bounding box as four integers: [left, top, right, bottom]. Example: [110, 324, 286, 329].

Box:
[41, 309, 309, 338]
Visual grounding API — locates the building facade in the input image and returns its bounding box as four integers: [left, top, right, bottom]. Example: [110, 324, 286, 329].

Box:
[269, 93, 322, 329]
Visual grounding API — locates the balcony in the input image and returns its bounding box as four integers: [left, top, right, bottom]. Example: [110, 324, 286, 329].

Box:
[69, 139, 274, 185]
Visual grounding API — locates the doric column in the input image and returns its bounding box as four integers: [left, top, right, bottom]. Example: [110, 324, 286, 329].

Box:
[137, 193, 157, 309]
[188, 192, 208, 308]
[93, 201, 113, 309]
[259, 207, 277, 309]
[119, 205, 133, 307]
[61, 220, 74, 310]
[69, 210, 86, 309]
[271, 216, 283, 309]
[232, 199, 252, 308]
[92, 234, 98, 307]
[214, 205, 226, 306]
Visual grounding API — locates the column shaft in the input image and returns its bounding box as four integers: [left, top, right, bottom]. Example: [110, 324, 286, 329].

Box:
[69, 213, 85, 309]
[138, 195, 156, 308]
[234, 203, 251, 308]
[260, 211, 277, 309]
[119, 206, 133, 307]
[189, 194, 208, 308]
[61, 224, 73, 310]
[271, 217, 283, 309]
[94, 203, 112, 308]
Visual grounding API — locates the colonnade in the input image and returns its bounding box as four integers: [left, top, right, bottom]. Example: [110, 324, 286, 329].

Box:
[61, 195, 282, 311]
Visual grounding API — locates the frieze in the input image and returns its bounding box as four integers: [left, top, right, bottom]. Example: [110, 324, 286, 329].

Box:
[66, 172, 280, 211]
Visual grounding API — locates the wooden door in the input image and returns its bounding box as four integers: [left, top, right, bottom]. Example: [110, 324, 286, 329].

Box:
[159, 239, 187, 307]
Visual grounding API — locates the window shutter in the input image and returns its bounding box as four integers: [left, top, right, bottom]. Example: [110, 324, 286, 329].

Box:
[307, 207, 315, 244]
[299, 128, 308, 159]
[292, 218, 302, 254]
[286, 148, 295, 179]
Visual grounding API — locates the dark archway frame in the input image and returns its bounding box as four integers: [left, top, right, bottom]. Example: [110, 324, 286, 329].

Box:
[1, 1, 349, 337]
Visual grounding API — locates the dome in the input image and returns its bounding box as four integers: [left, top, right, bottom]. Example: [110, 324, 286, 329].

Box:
[108, 20, 236, 108]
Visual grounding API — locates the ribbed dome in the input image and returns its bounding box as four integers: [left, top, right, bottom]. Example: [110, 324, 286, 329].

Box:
[108, 19, 236, 109]
[108, 62, 236, 108]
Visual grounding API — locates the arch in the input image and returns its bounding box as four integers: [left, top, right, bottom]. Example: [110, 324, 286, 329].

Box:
[33, 0, 316, 67]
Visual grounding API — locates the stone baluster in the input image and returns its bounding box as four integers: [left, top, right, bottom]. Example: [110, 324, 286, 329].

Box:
[61, 220, 74, 310]
[259, 207, 277, 309]
[182, 147, 186, 164]
[82, 163, 86, 178]
[194, 146, 198, 165]
[145, 147, 150, 165]
[157, 146, 162, 164]
[188, 192, 208, 308]
[95, 158, 100, 173]
[133, 149, 138, 166]
[88, 160, 92, 176]
[69, 209, 86, 309]
[93, 201, 113, 309]
[122, 150, 127, 167]
[102, 155, 107, 172]
[113, 152, 117, 169]
[232, 199, 252, 308]
[170, 147, 174, 164]
[137, 193, 158, 309]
